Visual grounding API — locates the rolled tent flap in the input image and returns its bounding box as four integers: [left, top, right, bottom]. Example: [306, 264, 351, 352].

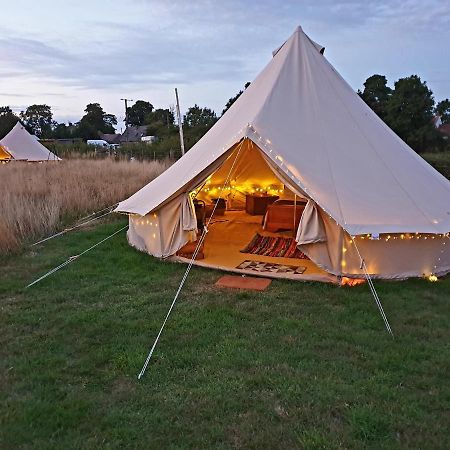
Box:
[297, 209, 344, 276]
[127, 193, 197, 258]
[182, 194, 197, 231]
[296, 200, 327, 244]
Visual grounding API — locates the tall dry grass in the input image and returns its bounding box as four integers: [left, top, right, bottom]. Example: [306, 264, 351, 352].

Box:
[0, 158, 171, 253]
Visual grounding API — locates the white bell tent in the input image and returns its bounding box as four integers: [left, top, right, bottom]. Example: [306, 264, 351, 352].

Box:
[116, 26, 450, 281]
[0, 122, 60, 161]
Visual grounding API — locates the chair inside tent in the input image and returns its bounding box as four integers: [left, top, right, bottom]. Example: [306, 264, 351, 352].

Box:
[170, 139, 333, 282]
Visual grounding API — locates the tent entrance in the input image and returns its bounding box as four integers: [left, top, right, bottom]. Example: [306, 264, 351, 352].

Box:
[0, 145, 12, 161]
[174, 139, 334, 282]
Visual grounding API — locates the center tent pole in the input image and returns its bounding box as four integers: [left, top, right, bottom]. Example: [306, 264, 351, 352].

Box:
[293, 194, 297, 238]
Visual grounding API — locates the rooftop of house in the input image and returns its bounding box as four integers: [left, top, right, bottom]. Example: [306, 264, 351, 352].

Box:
[100, 133, 122, 144]
[438, 123, 450, 137]
[432, 114, 442, 128]
[120, 125, 149, 142]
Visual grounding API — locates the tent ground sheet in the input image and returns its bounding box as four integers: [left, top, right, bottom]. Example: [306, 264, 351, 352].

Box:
[173, 210, 335, 282]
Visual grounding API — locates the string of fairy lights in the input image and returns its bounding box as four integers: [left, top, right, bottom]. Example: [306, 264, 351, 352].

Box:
[130, 123, 449, 279]
[356, 232, 450, 241]
[341, 234, 449, 277]
[201, 183, 285, 196]
[248, 123, 450, 281]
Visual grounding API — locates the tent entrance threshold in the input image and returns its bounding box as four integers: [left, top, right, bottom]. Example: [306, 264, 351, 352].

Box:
[171, 255, 337, 283]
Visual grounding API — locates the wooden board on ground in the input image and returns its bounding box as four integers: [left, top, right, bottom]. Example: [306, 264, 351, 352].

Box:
[215, 274, 272, 291]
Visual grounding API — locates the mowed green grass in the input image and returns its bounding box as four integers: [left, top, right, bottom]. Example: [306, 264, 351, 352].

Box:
[1, 220, 449, 449]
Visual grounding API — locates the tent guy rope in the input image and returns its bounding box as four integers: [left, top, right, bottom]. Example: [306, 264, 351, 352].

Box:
[26, 224, 128, 289]
[31, 204, 118, 247]
[351, 237, 394, 337]
[137, 140, 246, 380]
[75, 203, 120, 224]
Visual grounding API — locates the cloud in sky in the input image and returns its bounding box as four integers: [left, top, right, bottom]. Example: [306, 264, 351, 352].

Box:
[0, 0, 449, 126]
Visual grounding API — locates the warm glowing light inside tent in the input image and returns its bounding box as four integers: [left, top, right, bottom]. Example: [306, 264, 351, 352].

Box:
[199, 182, 285, 199]
[341, 277, 365, 287]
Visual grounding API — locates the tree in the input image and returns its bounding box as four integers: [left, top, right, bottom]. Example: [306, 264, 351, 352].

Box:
[385, 75, 438, 152]
[222, 82, 251, 115]
[52, 122, 75, 139]
[104, 113, 117, 131]
[436, 99, 450, 124]
[20, 104, 54, 138]
[0, 106, 19, 139]
[127, 100, 154, 126]
[183, 105, 217, 128]
[146, 108, 175, 127]
[358, 75, 392, 120]
[181, 105, 218, 151]
[145, 108, 176, 137]
[76, 103, 117, 139]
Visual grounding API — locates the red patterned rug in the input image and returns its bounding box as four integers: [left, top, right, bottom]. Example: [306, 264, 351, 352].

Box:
[240, 233, 309, 259]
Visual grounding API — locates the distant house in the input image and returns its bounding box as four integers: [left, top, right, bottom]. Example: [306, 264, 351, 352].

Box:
[432, 114, 442, 128]
[438, 124, 450, 140]
[100, 133, 121, 145]
[99, 127, 157, 146]
[432, 115, 450, 140]
[120, 125, 149, 143]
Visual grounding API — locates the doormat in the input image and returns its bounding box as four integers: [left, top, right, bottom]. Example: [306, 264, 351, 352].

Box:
[236, 260, 307, 274]
[241, 233, 308, 259]
[215, 275, 272, 291]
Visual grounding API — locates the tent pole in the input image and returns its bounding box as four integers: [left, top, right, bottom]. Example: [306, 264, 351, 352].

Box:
[175, 88, 185, 156]
[352, 238, 394, 337]
[137, 139, 246, 380]
[293, 194, 297, 238]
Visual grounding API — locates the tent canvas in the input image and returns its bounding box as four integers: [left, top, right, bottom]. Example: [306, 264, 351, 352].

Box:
[116, 26, 450, 280]
[0, 122, 60, 161]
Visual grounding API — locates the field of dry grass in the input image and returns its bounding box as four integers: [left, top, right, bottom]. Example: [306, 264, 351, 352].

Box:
[0, 158, 170, 253]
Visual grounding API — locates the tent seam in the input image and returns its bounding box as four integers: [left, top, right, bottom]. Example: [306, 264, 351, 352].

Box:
[303, 38, 348, 229]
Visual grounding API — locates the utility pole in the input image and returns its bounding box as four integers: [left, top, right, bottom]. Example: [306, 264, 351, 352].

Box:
[174, 88, 185, 156]
[120, 98, 133, 128]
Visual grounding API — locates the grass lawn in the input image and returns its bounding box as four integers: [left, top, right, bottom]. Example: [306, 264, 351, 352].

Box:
[1, 220, 449, 449]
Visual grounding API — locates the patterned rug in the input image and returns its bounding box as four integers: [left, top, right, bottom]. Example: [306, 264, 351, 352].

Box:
[236, 260, 306, 275]
[240, 233, 309, 259]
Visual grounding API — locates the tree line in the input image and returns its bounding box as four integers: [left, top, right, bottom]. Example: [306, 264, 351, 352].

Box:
[358, 74, 449, 152]
[0, 75, 448, 154]
[0, 100, 223, 153]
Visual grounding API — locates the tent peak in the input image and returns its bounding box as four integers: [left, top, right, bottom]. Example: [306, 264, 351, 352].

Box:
[273, 25, 325, 57]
